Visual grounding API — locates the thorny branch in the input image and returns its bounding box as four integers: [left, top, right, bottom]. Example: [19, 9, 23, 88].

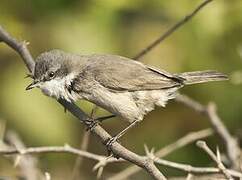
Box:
[196, 141, 233, 179]
[71, 106, 96, 180]
[4, 131, 47, 180]
[0, 144, 121, 165]
[176, 94, 240, 169]
[1, 133, 242, 179]
[109, 128, 213, 180]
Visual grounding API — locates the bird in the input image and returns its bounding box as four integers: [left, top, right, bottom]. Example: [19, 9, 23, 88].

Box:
[26, 49, 228, 145]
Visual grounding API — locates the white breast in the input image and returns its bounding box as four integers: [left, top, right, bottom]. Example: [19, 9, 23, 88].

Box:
[38, 73, 79, 102]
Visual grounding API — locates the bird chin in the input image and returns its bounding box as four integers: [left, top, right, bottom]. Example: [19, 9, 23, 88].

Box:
[40, 87, 53, 97]
[38, 79, 77, 102]
[38, 80, 64, 99]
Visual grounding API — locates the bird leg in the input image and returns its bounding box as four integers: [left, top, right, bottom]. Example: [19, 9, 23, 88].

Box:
[85, 114, 116, 131]
[105, 120, 139, 151]
[95, 114, 116, 122]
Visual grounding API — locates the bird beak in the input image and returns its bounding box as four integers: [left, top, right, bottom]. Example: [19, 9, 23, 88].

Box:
[26, 80, 40, 90]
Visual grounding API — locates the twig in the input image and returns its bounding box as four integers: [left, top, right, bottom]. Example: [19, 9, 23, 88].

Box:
[207, 103, 240, 169]
[5, 131, 44, 180]
[153, 158, 242, 178]
[45, 172, 51, 180]
[133, 0, 213, 60]
[0, 142, 124, 178]
[71, 105, 96, 180]
[71, 131, 91, 179]
[146, 145, 241, 179]
[0, 26, 34, 73]
[196, 141, 233, 179]
[186, 173, 193, 180]
[0, 144, 121, 164]
[109, 129, 213, 180]
[0, 25, 166, 180]
[176, 94, 240, 169]
[3, 140, 241, 179]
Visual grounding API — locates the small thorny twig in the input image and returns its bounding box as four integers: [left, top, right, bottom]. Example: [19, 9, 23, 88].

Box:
[109, 128, 213, 180]
[176, 94, 240, 169]
[196, 141, 234, 179]
[71, 106, 97, 179]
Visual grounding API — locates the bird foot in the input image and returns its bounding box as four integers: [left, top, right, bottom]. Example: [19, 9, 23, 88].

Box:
[105, 136, 120, 158]
[85, 119, 99, 131]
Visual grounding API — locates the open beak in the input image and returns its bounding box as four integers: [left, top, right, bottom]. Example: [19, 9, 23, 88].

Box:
[26, 80, 40, 90]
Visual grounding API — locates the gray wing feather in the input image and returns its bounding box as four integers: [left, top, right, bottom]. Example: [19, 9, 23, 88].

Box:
[74, 54, 181, 92]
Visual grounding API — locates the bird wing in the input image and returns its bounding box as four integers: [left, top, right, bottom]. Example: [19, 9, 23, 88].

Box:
[74, 54, 183, 92]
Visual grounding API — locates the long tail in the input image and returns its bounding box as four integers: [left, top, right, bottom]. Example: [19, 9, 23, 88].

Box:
[177, 70, 228, 85]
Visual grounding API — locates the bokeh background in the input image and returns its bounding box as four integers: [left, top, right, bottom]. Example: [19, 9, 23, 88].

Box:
[0, 0, 241, 179]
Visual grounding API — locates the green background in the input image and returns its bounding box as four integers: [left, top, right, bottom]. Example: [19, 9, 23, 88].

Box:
[0, 0, 241, 179]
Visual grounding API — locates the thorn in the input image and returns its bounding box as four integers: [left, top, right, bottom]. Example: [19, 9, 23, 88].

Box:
[24, 73, 34, 79]
[45, 172, 51, 180]
[93, 162, 100, 171]
[216, 146, 221, 162]
[14, 155, 22, 167]
[151, 147, 155, 154]
[196, 140, 206, 148]
[23, 40, 30, 46]
[64, 143, 70, 148]
[144, 144, 149, 155]
[97, 167, 104, 179]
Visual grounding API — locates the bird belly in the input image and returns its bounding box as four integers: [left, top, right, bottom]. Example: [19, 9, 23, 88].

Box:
[79, 85, 179, 123]
[81, 89, 141, 123]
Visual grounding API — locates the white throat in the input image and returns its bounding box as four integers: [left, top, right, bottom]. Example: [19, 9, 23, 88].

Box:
[38, 73, 79, 102]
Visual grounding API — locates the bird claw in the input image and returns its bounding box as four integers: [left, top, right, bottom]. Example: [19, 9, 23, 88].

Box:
[85, 119, 99, 131]
[106, 136, 118, 147]
[105, 136, 120, 158]
[85, 115, 115, 131]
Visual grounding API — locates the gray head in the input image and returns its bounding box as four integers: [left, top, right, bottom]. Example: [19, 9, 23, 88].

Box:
[26, 49, 79, 101]
[33, 50, 69, 81]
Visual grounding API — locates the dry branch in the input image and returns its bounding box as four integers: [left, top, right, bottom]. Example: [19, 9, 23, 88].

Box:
[134, 0, 213, 60]
[71, 106, 96, 179]
[196, 141, 234, 179]
[109, 129, 213, 180]
[176, 94, 240, 169]
[1, 141, 242, 179]
[0, 144, 121, 164]
[153, 158, 242, 178]
[4, 131, 44, 180]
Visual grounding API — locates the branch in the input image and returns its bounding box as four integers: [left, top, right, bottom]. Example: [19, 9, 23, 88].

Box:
[4, 131, 44, 180]
[71, 106, 95, 179]
[0, 26, 35, 73]
[153, 157, 242, 178]
[0, 145, 121, 164]
[196, 141, 234, 179]
[0, 26, 166, 180]
[109, 129, 213, 180]
[176, 94, 240, 169]
[133, 0, 213, 60]
[146, 145, 241, 179]
[2, 141, 241, 179]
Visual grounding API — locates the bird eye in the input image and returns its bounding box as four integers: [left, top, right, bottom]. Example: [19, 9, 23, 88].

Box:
[48, 71, 55, 78]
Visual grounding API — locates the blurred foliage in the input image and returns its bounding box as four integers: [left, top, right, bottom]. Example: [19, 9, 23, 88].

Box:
[0, 0, 241, 179]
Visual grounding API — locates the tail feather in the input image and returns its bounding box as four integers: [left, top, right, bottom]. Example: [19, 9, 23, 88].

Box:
[177, 70, 228, 85]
